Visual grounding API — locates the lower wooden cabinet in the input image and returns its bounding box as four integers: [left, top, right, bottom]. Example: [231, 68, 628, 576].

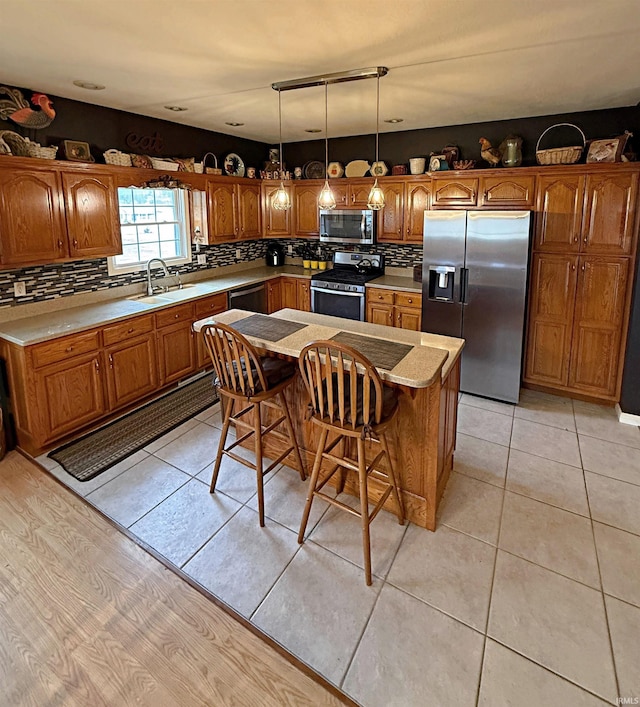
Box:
[33, 353, 106, 442]
[280, 276, 311, 311]
[157, 320, 196, 385]
[267, 278, 282, 313]
[366, 287, 422, 331]
[524, 253, 631, 400]
[105, 334, 158, 410]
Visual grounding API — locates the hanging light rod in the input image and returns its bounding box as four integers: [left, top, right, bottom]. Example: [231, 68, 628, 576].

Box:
[272, 66, 388, 92]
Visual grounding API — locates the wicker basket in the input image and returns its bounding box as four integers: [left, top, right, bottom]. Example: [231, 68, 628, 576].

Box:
[103, 149, 132, 167]
[22, 137, 57, 159]
[536, 123, 586, 165]
[150, 158, 179, 171]
[202, 152, 222, 175]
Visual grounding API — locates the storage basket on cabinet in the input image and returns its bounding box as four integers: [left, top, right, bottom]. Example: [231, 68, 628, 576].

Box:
[535, 123, 585, 165]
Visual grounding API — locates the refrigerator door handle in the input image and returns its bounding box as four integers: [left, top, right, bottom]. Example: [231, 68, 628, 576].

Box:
[460, 267, 470, 304]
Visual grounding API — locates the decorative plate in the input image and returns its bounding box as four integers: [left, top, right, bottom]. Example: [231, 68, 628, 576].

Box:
[370, 161, 388, 177]
[224, 153, 245, 177]
[345, 159, 370, 178]
[327, 161, 344, 178]
[304, 160, 325, 179]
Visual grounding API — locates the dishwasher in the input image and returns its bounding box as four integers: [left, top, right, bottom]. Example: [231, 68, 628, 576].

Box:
[228, 282, 268, 313]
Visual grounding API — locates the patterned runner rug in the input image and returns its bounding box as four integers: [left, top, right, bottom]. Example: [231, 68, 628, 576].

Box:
[48, 375, 218, 481]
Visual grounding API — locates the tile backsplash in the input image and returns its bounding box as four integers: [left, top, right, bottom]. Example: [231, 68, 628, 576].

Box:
[0, 239, 421, 310]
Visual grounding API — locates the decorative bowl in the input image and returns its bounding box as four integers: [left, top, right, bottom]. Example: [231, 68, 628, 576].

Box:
[453, 160, 476, 170]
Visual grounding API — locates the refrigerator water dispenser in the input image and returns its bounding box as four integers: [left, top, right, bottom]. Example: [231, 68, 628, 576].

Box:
[427, 266, 456, 302]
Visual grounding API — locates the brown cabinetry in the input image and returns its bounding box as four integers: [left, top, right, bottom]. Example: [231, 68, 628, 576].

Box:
[237, 183, 262, 239]
[294, 183, 322, 237]
[207, 181, 237, 242]
[105, 333, 158, 410]
[156, 303, 196, 384]
[525, 168, 638, 401]
[377, 179, 431, 244]
[431, 176, 479, 208]
[479, 175, 535, 208]
[279, 276, 311, 311]
[366, 287, 422, 331]
[193, 293, 228, 369]
[267, 278, 282, 313]
[262, 184, 292, 237]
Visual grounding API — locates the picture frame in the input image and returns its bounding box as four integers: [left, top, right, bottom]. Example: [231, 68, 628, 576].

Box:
[586, 135, 627, 163]
[62, 139, 94, 162]
[429, 154, 450, 171]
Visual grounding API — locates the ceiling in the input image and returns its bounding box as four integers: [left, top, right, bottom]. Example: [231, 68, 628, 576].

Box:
[2, 0, 640, 144]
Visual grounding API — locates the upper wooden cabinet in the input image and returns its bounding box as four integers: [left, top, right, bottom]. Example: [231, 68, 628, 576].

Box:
[377, 179, 431, 244]
[404, 181, 431, 242]
[0, 169, 67, 266]
[534, 170, 637, 255]
[62, 172, 121, 258]
[207, 181, 237, 242]
[534, 174, 584, 252]
[479, 175, 535, 208]
[294, 183, 322, 237]
[431, 176, 479, 208]
[582, 173, 637, 255]
[262, 183, 292, 237]
[237, 183, 261, 239]
[377, 181, 405, 242]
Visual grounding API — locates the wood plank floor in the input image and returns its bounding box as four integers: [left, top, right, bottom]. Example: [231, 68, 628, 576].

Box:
[0, 452, 346, 707]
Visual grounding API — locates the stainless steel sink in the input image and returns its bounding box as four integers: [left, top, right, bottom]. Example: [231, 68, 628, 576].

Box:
[129, 294, 173, 305]
[128, 284, 199, 304]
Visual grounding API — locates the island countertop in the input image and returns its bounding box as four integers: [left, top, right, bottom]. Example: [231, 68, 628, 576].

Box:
[192, 308, 464, 387]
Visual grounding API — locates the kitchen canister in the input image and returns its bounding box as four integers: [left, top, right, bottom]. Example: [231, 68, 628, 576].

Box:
[409, 157, 426, 174]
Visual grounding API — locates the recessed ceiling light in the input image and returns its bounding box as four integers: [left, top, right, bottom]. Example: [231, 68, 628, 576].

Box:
[73, 80, 105, 90]
[305, 128, 322, 133]
[225, 121, 244, 127]
[164, 105, 188, 112]
[384, 118, 404, 124]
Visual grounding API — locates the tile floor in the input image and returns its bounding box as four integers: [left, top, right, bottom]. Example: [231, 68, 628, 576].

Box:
[37, 388, 640, 706]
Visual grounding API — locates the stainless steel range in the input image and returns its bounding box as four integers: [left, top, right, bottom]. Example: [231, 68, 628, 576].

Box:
[311, 251, 384, 321]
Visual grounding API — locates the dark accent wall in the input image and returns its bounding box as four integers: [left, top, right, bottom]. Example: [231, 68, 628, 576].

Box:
[4, 87, 267, 169]
[621, 257, 640, 415]
[285, 107, 640, 169]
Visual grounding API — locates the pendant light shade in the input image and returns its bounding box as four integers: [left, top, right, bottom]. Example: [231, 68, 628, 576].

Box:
[273, 89, 291, 211]
[318, 83, 336, 210]
[367, 76, 385, 211]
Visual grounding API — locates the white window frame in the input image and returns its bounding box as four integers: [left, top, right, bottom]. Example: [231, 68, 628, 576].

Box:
[108, 187, 192, 276]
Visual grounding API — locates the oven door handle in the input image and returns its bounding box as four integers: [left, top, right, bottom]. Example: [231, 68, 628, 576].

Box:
[310, 288, 364, 297]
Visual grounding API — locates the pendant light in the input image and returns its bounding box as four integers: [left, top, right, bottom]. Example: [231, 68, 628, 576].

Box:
[318, 82, 336, 210]
[367, 75, 385, 210]
[272, 88, 291, 210]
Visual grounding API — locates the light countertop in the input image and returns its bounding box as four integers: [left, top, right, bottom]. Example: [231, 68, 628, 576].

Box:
[0, 264, 421, 347]
[193, 308, 463, 386]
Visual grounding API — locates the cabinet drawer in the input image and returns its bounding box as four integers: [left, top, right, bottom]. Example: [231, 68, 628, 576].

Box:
[395, 291, 421, 308]
[194, 293, 228, 318]
[368, 288, 394, 304]
[102, 315, 154, 347]
[31, 330, 100, 368]
[155, 303, 195, 328]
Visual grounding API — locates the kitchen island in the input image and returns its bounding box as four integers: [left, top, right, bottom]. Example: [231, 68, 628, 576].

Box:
[193, 309, 464, 530]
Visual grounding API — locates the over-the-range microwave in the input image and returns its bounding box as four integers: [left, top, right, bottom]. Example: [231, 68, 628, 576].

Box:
[319, 209, 376, 245]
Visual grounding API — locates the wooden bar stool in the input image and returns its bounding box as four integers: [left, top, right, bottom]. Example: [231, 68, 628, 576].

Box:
[201, 322, 306, 527]
[297, 341, 405, 585]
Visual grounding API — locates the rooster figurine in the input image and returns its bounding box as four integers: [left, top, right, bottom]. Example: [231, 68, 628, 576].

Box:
[0, 86, 56, 129]
[478, 137, 502, 168]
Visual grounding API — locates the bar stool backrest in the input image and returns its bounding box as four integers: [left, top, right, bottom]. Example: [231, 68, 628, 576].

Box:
[298, 341, 385, 432]
[201, 322, 268, 397]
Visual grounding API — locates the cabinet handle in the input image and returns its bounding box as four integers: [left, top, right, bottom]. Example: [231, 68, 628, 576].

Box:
[73, 238, 78, 248]
[175, 313, 179, 319]
[127, 327, 134, 333]
[378, 295, 383, 299]
[108, 354, 113, 368]
[573, 235, 579, 243]
[572, 264, 576, 271]
[57, 239, 64, 250]
[406, 227, 410, 235]
[582, 264, 585, 271]
[267, 225, 270, 231]
[65, 346, 73, 353]
[583, 237, 588, 244]
[94, 360, 99, 373]
[351, 193, 355, 204]
[397, 314, 401, 322]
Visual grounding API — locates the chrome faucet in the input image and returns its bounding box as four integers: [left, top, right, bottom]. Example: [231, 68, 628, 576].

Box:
[145, 258, 170, 296]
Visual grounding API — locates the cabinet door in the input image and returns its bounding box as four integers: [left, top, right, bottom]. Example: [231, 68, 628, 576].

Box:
[237, 184, 261, 239]
[105, 334, 158, 410]
[524, 253, 578, 386]
[582, 173, 637, 255]
[207, 181, 237, 242]
[294, 184, 321, 237]
[367, 302, 394, 327]
[431, 177, 478, 207]
[263, 184, 292, 237]
[331, 183, 349, 207]
[568, 257, 630, 397]
[349, 181, 374, 207]
[34, 354, 106, 442]
[480, 176, 535, 208]
[534, 174, 583, 252]
[404, 182, 431, 242]
[0, 169, 67, 266]
[157, 321, 195, 384]
[281, 277, 298, 309]
[377, 181, 405, 242]
[62, 172, 121, 258]
[267, 278, 282, 313]
[395, 305, 422, 331]
[297, 279, 311, 312]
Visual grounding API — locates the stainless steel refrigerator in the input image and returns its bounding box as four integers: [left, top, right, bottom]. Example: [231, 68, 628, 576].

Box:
[421, 210, 531, 403]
